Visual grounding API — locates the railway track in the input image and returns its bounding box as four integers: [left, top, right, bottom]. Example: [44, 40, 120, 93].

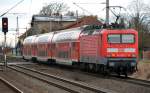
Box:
[71, 68, 150, 88]
[56, 64, 150, 88]
[8, 65, 116, 93]
[29, 63, 150, 88]
[39, 63, 150, 88]
[73, 69, 150, 88]
[87, 72, 150, 88]
[13, 63, 150, 89]
[124, 77, 150, 88]
[0, 76, 23, 93]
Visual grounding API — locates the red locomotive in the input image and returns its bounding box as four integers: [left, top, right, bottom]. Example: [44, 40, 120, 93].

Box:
[23, 25, 138, 77]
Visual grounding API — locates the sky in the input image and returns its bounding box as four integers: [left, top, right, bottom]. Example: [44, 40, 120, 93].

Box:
[0, 0, 150, 36]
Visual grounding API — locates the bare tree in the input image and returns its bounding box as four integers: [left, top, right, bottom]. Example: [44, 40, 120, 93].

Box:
[65, 11, 75, 16]
[127, 0, 150, 31]
[39, 2, 69, 16]
[126, 0, 150, 51]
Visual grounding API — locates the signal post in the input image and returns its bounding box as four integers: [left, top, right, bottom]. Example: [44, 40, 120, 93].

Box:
[2, 17, 8, 71]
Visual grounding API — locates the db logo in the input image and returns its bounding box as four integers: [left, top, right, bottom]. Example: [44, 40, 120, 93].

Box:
[118, 48, 124, 52]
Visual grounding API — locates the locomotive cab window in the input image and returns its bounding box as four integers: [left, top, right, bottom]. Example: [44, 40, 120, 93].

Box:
[108, 34, 135, 43]
[108, 34, 120, 43]
[122, 34, 134, 43]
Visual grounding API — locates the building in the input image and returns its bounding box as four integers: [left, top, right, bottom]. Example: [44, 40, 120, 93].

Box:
[30, 15, 77, 35]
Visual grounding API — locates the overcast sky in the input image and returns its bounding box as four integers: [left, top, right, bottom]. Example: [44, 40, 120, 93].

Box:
[0, 0, 150, 36]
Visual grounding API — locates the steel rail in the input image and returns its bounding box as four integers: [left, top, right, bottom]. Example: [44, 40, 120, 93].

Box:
[0, 76, 23, 93]
[124, 77, 150, 88]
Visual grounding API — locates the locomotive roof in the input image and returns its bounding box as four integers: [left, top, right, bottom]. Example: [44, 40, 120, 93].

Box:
[101, 29, 138, 34]
[52, 27, 82, 42]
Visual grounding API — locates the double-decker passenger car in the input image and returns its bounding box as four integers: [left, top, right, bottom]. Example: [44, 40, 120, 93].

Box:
[52, 28, 81, 65]
[23, 35, 37, 60]
[23, 25, 138, 76]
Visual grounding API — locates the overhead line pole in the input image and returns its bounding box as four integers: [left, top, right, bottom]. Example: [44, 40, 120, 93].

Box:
[106, 0, 109, 26]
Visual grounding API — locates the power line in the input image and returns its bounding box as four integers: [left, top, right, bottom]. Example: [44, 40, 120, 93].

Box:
[0, 0, 24, 17]
[73, 3, 93, 15]
[75, 3, 105, 4]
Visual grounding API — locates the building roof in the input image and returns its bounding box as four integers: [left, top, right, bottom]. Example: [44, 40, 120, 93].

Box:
[32, 15, 77, 22]
[63, 16, 103, 29]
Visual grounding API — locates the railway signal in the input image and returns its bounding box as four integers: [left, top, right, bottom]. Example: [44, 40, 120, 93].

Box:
[1, 17, 8, 71]
[2, 17, 8, 34]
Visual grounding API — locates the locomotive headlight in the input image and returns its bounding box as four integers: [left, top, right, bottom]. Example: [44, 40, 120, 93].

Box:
[107, 48, 118, 52]
[131, 54, 136, 57]
[124, 48, 135, 52]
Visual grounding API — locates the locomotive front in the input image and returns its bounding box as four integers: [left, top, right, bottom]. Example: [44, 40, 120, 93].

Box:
[103, 29, 138, 76]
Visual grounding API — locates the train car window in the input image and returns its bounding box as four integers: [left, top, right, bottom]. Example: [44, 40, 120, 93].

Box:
[48, 44, 51, 50]
[72, 42, 76, 48]
[58, 51, 69, 58]
[108, 34, 121, 43]
[52, 44, 55, 49]
[122, 34, 134, 43]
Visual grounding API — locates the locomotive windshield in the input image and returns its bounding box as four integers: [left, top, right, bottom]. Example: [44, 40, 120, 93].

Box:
[108, 34, 134, 43]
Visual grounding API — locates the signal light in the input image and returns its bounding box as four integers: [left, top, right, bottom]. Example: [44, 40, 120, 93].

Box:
[2, 17, 8, 34]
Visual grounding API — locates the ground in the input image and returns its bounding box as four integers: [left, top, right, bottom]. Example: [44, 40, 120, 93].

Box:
[131, 60, 150, 81]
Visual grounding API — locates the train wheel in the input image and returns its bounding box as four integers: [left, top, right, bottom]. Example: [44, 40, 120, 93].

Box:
[88, 64, 94, 72]
[124, 72, 128, 78]
[98, 65, 104, 74]
[117, 72, 121, 77]
[80, 63, 87, 71]
[116, 67, 121, 77]
[124, 69, 128, 78]
[32, 57, 37, 63]
[101, 66, 109, 76]
[95, 64, 99, 72]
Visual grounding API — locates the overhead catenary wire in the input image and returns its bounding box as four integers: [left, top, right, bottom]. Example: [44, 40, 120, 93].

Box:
[74, 3, 105, 4]
[73, 3, 93, 15]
